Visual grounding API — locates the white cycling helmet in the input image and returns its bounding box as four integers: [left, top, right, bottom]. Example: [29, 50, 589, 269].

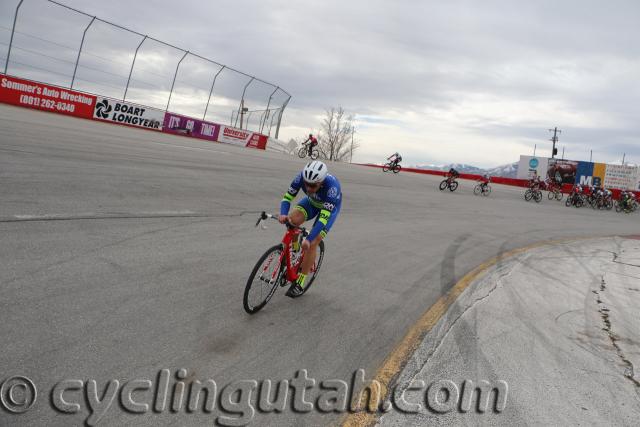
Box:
[303, 160, 328, 183]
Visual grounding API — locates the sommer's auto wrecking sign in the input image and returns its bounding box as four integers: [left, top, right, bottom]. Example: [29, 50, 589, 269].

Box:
[0, 75, 96, 118]
[218, 125, 268, 149]
[93, 97, 163, 130]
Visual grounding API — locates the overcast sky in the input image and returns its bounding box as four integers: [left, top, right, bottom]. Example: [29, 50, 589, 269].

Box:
[2, 0, 639, 167]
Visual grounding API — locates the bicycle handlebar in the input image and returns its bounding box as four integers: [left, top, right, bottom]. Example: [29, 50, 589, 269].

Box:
[256, 211, 306, 233]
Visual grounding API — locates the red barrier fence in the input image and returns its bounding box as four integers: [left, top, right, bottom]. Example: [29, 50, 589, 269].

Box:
[0, 75, 96, 118]
[0, 74, 269, 150]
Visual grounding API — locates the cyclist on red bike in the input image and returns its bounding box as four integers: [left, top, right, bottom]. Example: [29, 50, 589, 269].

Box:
[528, 173, 542, 190]
[304, 134, 318, 157]
[279, 161, 342, 298]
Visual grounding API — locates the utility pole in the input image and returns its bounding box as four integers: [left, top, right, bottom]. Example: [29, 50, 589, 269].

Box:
[548, 127, 561, 158]
[622, 153, 626, 165]
[590, 150, 592, 163]
[533, 144, 537, 156]
[561, 147, 565, 160]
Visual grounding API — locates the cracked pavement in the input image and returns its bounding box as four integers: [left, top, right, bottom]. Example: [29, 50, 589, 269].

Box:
[380, 237, 640, 426]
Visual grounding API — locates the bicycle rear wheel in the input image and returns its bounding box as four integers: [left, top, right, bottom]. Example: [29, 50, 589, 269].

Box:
[473, 184, 482, 195]
[534, 191, 542, 203]
[382, 164, 391, 172]
[555, 191, 563, 201]
[244, 244, 284, 314]
[483, 185, 491, 196]
[547, 191, 555, 200]
[439, 180, 448, 191]
[525, 189, 533, 201]
[392, 164, 401, 174]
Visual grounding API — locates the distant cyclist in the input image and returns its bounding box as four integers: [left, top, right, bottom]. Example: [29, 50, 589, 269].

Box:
[447, 167, 460, 182]
[304, 134, 318, 157]
[479, 173, 491, 190]
[528, 173, 542, 190]
[279, 161, 342, 298]
[387, 152, 402, 167]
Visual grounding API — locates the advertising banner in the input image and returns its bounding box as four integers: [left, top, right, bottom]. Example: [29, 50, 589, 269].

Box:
[547, 159, 578, 184]
[633, 169, 640, 192]
[517, 156, 548, 179]
[0, 75, 96, 118]
[576, 162, 595, 186]
[604, 164, 636, 190]
[93, 97, 163, 130]
[163, 112, 220, 141]
[593, 163, 606, 187]
[218, 125, 268, 150]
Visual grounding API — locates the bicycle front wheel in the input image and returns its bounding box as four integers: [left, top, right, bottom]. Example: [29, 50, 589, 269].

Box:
[298, 147, 307, 159]
[392, 164, 401, 174]
[525, 189, 533, 201]
[474, 184, 482, 195]
[483, 185, 491, 196]
[243, 244, 284, 314]
[439, 180, 448, 191]
[449, 181, 459, 192]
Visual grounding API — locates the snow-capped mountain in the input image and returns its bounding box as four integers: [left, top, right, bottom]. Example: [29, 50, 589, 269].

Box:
[410, 162, 519, 177]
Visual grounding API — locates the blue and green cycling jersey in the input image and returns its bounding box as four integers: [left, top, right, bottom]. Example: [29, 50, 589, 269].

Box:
[280, 171, 342, 241]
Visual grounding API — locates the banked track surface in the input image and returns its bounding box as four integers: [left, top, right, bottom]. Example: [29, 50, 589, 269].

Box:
[0, 104, 638, 426]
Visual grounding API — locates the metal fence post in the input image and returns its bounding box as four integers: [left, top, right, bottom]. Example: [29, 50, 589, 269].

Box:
[268, 108, 279, 136]
[123, 35, 147, 101]
[274, 95, 291, 139]
[235, 76, 254, 128]
[202, 65, 225, 120]
[4, 0, 25, 75]
[260, 86, 279, 134]
[166, 50, 189, 112]
[70, 16, 96, 89]
[245, 111, 254, 130]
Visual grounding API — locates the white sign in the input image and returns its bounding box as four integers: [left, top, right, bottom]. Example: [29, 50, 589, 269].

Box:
[93, 97, 164, 130]
[517, 155, 549, 180]
[604, 164, 636, 190]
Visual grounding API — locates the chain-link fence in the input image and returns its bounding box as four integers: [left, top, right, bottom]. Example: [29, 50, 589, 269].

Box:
[0, 0, 291, 137]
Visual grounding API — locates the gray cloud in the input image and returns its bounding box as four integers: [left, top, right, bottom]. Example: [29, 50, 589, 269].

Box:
[1, 0, 639, 166]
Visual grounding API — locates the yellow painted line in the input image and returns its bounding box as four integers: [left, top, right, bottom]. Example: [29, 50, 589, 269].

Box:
[340, 236, 605, 427]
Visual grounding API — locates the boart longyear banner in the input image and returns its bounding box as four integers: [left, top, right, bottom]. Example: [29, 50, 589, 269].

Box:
[0, 75, 96, 118]
[218, 125, 268, 150]
[163, 112, 220, 141]
[93, 97, 164, 130]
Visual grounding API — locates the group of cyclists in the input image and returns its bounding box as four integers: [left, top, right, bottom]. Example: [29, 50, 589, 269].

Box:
[525, 171, 638, 212]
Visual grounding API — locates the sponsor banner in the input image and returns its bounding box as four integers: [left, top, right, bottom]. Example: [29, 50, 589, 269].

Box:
[593, 163, 607, 187]
[547, 159, 578, 184]
[634, 169, 640, 192]
[517, 156, 548, 179]
[576, 162, 595, 186]
[218, 125, 268, 150]
[604, 164, 636, 190]
[93, 97, 163, 130]
[162, 113, 220, 141]
[0, 75, 96, 118]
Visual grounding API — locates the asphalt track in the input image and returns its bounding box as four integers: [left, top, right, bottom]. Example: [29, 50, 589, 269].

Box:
[0, 104, 637, 426]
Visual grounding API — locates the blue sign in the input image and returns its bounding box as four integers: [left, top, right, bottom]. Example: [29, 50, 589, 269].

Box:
[529, 158, 539, 168]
